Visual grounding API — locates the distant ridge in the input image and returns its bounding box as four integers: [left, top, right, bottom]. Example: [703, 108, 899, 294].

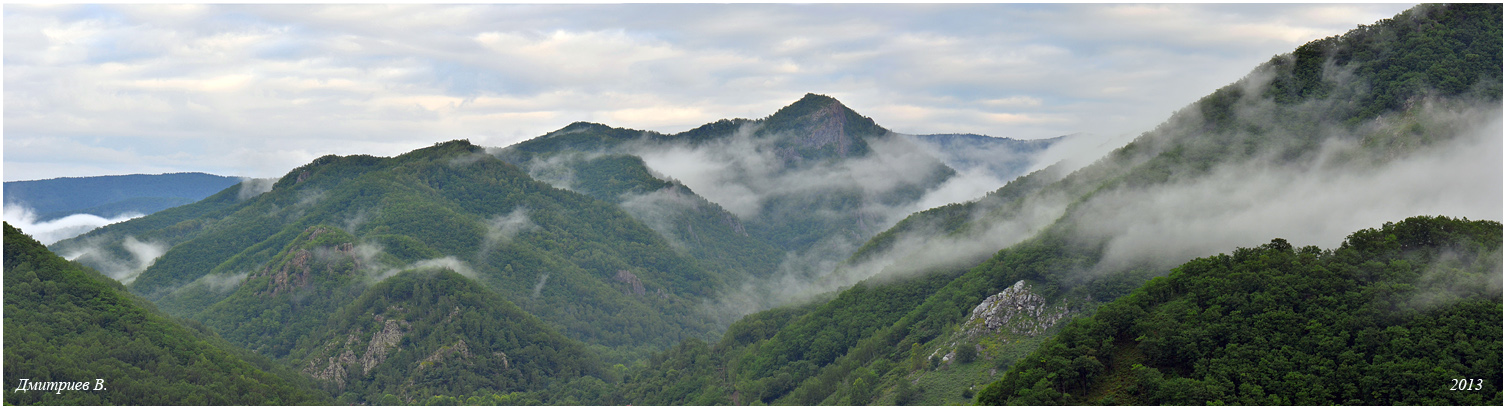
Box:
[4, 172, 242, 221]
[910, 133, 1067, 180]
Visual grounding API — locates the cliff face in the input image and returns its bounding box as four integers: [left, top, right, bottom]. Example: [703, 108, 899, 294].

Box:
[762, 94, 881, 166]
[287, 270, 602, 404]
[251, 226, 361, 297]
[963, 280, 1072, 338]
[614, 270, 647, 295]
[303, 308, 411, 388]
[932, 280, 1077, 365]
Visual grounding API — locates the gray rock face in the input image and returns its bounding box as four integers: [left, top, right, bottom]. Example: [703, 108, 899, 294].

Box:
[363, 317, 406, 374]
[614, 270, 646, 295]
[963, 280, 1071, 338]
[932, 280, 1076, 363]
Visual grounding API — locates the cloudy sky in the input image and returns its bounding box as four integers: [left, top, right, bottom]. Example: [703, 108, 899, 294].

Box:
[4, 3, 1418, 182]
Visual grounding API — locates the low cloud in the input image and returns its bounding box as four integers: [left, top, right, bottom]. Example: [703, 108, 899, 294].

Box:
[704, 57, 1502, 320]
[370, 256, 480, 282]
[632, 122, 971, 224]
[628, 121, 1065, 320]
[522, 152, 591, 191]
[532, 272, 550, 299]
[617, 185, 704, 249]
[238, 177, 276, 200]
[704, 185, 1073, 320]
[1073, 103, 1503, 275]
[478, 207, 537, 261]
[355, 240, 479, 282]
[59, 235, 168, 284]
[447, 151, 491, 168]
[195, 272, 250, 292]
[342, 208, 376, 234]
[1405, 249, 1504, 311]
[2, 204, 144, 245]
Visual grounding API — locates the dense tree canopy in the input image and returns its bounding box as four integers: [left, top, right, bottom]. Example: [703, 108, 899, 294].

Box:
[3, 223, 327, 405]
[978, 216, 1502, 405]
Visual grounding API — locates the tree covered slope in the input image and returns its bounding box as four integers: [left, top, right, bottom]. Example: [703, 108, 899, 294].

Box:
[53, 140, 730, 360]
[497, 94, 963, 289]
[295, 269, 607, 404]
[608, 3, 1502, 405]
[508, 152, 784, 293]
[3, 223, 327, 405]
[978, 216, 1502, 405]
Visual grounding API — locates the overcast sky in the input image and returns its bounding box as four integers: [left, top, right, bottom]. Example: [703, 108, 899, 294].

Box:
[3, 3, 1419, 182]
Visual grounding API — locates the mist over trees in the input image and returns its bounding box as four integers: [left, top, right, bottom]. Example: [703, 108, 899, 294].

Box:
[606, 3, 1502, 406]
[3, 3, 1499, 406]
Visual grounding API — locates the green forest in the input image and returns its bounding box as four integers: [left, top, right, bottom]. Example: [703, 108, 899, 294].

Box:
[3, 223, 327, 405]
[5, 3, 1500, 406]
[979, 216, 1502, 405]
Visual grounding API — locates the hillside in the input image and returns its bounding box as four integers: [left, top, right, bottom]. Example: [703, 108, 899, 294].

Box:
[608, 3, 1502, 405]
[16, 4, 1498, 406]
[978, 216, 1502, 405]
[295, 269, 607, 404]
[499, 93, 1032, 314]
[505, 152, 783, 296]
[52, 140, 730, 364]
[3, 223, 327, 405]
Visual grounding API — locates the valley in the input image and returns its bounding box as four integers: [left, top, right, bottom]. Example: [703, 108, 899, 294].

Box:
[4, 3, 1500, 406]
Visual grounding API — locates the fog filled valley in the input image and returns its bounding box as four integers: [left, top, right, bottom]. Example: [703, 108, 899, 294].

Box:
[3, 4, 1502, 406]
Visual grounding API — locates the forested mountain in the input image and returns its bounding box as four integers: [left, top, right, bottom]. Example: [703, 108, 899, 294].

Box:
[978, 216, 1502, 405]
[294, 268, 607, 404]
[503, 152, 784, 295]
[609, 3, 1501, 405]
[15, 3, 1497, 406]
[4, 172, 242, 221]
[494, 93, 1071, 316]
[3, 223, 327, 405]
[52, 141, 732, 371]
[500, 93, 956, 266]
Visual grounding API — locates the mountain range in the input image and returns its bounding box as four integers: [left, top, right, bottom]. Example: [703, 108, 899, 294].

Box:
[4, 173, 242, 221]
[7, 3, 1500, 406]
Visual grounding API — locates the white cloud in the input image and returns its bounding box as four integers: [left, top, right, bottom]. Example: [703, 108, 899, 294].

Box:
[1074, 104, 1503, 274]
[2, 205, 144, 245]
[4, 4, 1421, 181]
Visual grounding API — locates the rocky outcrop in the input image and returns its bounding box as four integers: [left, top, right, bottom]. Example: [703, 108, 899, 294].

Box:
[798, 103, 854, 156]
[421, 339, 473, 367]
[364, 316, 407, 374]
[964, 280, 1071, 338]
[254, 226, 360, 297]
[720, 212, 748, 236]
[307, 350, 358, 388]
[614, 270, 646, 295]
[495, 351, 510, 370]
[304, 332, 363, 388]
[301, 310, 411, 389]
[930, 280, 1075, 364]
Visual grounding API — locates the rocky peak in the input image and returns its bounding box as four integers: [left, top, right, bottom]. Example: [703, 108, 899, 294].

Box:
[759, 93, 888, 164]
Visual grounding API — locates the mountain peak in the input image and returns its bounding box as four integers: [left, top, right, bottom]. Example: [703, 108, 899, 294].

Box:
[766, 93, 849, 121]
[798, 92, 841, 106]
[757, 93, 889, 160]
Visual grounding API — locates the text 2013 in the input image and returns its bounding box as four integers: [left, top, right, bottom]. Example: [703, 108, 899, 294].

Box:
[1451, 379, 1484, 391]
